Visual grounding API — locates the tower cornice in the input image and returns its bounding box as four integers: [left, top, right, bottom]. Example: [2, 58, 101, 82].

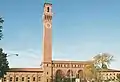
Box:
[44, 3, 52, 6]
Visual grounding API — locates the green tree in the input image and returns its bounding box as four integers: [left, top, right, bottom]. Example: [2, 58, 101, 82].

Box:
[0, 16, 9, 82]
[54, 74, 76, 82]
[0, 48, 9, 79]
[54, 73, 63, 82]
[0, 17, 4, 40]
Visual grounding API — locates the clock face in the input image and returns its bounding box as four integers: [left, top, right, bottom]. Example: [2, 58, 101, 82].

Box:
[46, 22, 51, 28]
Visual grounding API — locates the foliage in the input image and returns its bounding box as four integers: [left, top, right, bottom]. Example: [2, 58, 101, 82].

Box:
[0, 17, 4, 40]
[54, 72, 63, 82]
[63, 77, 75, 82]
[83, 53, 114, 82]
[83, 64, 99, 82]
[0, 48, 9, 78]
[93, 53, 114, 69]
[54, 74, 76, 82]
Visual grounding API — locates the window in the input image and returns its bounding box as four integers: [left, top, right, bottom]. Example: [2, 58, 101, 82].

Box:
[38, 77, 41, 81]
[73, 65, 75, 67]
[33, 77, 35, 81]
[47, 7, 49, 12]
[10, 77, 12, 81]
[46, 64, 48, 67]
[16, 77, 18, 81]
[28, 77, 30, 79]
[66, 64, 68, 67]
[4, 77, 6, 81]
[22, 77, 24, 81]
[76, 65, 78, 67]
[28, 77, 30, 82]
[47, 72, 48, 74]
[82, 65, 84, 67]
[113, 77, 115, 79]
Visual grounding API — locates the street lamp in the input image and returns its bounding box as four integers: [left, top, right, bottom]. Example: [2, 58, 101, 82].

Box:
[7, 54, 19, 57]
[0, 53, 19, 59]
[0, 17, 4, 24]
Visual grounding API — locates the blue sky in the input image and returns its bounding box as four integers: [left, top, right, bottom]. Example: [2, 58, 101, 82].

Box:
[0, 0, 120, 69]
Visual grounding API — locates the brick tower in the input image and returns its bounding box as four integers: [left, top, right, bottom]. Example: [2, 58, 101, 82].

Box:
[42, 1, 53, 82]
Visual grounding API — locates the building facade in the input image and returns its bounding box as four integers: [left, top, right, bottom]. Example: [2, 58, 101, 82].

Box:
[101, 69, 120, 81]
[3, 1, 120, 82]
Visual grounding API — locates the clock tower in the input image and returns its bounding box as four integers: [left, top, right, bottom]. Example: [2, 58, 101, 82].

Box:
[42, 2, 53, 82]
[43, 2, 52, 62]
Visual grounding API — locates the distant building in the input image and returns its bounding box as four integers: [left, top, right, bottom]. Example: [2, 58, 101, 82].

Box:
[101, 69, 120, 81]
[3, 1, 120, 82]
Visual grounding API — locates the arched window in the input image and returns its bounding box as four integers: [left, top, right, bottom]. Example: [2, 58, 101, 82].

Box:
[47, 7, 49, 12]
[66, 70, 73, 77]
[38, 77, 41, 81]
[16, 77, 18, 81]
[55, 70, 64, 82]
[78, 70, 83, 78]
[33, 77, 35, 81]
[22, 77, 24, 81]
[10, 77, 12, 81]
[4, 77, 6, 81]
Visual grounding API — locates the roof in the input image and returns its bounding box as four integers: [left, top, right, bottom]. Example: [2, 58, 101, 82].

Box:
[101, 69, 120, 72]
[7, 68, 43, 72]
[44, 2, 52, 6]
[52, 60, 93, 64]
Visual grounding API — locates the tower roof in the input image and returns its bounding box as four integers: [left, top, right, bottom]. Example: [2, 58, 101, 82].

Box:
[44, 2, 52, 6]
[44, 0, 52, 6]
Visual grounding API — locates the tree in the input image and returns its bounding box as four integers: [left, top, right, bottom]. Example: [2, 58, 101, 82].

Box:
[0, 16, 9, 82]
[54, 74, 76, 82]
[54, 73, 63, 82]
[83, 64, 99, 82]
[0, 48, 9, 79]
[93, 53, 114, 69]
[0, 17, 4, 40]
[83, 53, 114, 82]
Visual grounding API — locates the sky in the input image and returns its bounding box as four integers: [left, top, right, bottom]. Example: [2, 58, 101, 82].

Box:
[0, 0, 120, 69]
